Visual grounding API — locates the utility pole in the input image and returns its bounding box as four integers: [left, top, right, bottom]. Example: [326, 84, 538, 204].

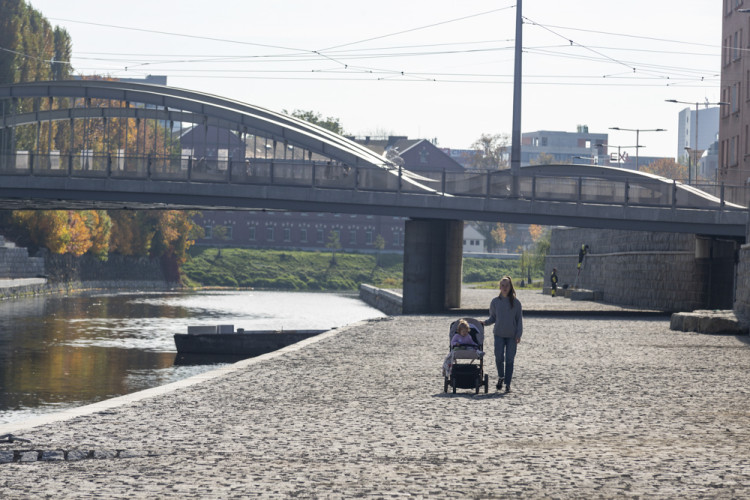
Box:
[510, 0, 522, 196]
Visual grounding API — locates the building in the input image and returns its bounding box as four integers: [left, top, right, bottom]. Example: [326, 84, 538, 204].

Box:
[719, 2, 748, 190]
[521, 126, 609, 166]
[699, 140, 720, 182]
[462, 225, 486, 253]
[677, 106, 720, 164]
[197, 211, 406, 253]
[351, 136, 464, 172]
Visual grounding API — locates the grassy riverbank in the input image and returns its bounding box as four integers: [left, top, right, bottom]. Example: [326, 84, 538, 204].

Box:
[182, 247, 542, 290]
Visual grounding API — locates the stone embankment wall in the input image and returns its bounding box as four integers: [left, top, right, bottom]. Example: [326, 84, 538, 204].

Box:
[359, 284, 402, 315]
[0, 236, 44, 278]
[0, 235, 175, 295]
[545, 228, 725, 312]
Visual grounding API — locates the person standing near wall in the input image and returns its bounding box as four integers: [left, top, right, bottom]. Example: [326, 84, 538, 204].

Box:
[550, 267, 558, 297]
[481, 276, 524, 393]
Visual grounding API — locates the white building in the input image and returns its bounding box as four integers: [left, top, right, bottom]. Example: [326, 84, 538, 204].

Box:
[677, 105, 720, 165]
[463, 225, 486, 253]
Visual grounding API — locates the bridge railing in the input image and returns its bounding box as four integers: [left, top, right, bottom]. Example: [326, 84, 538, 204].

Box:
[0, 152, 746, 211]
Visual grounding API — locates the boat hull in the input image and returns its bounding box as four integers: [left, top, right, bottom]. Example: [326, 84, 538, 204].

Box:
[173, 330, 327, 356]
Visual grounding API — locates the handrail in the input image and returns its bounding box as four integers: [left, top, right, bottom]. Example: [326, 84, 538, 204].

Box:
[0, 152, 746, 212]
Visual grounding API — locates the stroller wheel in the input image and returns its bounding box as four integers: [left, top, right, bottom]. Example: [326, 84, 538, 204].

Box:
[444, 377, 449, 393]
[474, 377, 480, 395]
[451, 376, 456, 394]
[484, 374, 489, 394]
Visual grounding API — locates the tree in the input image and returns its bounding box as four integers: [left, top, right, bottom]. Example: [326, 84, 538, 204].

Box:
[530, 152, 557, 165]
[9, 210, 109, 258]
[529, 224, 544, 242]
[469, 133, 510, 170]
[373, 234, 385, 266]
[286, 109, 345, 135]
[641, 158, 687, 181]
[491, 223, 507, 248]
[326, 230, 341, 265]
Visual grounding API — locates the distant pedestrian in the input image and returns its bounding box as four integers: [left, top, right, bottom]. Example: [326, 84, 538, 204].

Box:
[550, 268, 558, 297]
[481, 276, 523, 393]
[578, 244, 589, 270]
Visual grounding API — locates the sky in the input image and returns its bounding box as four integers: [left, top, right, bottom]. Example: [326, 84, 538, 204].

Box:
[26, 0, 722, 159]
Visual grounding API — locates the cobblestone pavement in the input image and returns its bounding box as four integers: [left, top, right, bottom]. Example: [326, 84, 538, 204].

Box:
[2, 293, 750, 498]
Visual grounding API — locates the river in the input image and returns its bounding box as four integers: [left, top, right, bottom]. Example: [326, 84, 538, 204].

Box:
[0, 290, 385, 425]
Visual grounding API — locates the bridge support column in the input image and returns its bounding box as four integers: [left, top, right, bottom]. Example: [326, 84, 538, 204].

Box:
[402, 219, 463, 314]
[695, 236, 739, 309]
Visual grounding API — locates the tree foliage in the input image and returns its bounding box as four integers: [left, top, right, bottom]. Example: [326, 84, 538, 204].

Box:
[469, 133, 510, 170]
[10, 209, 201, 269]
[10, 210, 110, 257]
[286, 109, 345, 135]
[0, 0, 72, 85]
[641, 158, 687, 181]
[530, 152, 557, 165]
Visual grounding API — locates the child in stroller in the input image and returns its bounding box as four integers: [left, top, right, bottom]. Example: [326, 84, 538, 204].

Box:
[442, 318, 489, 394]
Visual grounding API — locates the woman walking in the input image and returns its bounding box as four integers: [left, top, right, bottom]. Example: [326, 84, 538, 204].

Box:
[481, 276, 523, 393]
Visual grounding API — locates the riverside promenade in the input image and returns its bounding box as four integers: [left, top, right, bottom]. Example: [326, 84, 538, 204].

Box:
[2, 289, 750, 498]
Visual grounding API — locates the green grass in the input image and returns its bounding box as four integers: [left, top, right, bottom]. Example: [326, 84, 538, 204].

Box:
[182, 248, 403, 290]
[182, 248, 544, 291]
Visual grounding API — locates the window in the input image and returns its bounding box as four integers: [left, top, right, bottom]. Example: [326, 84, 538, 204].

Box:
[734, 31, 740, 61]
[730, 136, 737, 166]
[266, 227, 275, 241]
[300, 228, 307, 243]
[283, 228, 291, 242]
[366, 231, 373, 244]
[732, 83, 740, 114]
[225, 227, 233, 240]
[248, 227, 256, 241]
[349, 230, 357, 245]
[204, 225, 213, 239]
[317, 228, 324, 243]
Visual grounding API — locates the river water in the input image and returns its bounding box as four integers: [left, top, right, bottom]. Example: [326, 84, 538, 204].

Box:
[0, 290, 385, 425]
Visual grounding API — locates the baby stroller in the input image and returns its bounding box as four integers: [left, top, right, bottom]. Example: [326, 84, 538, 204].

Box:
[442, 317, 489, 394]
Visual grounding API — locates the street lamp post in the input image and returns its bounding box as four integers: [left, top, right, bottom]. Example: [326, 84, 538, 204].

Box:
[608, 127, 666, 171]
[665, 99, 728, 185]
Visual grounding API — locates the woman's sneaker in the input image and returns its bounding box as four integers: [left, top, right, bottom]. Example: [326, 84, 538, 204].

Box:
[496, 378, 504, 390]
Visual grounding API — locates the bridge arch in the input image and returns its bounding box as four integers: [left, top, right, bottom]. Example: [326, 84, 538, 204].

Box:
[0, 79, 392, 170]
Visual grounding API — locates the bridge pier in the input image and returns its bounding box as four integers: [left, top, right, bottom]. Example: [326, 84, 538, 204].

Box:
[402, 219, 463, 314]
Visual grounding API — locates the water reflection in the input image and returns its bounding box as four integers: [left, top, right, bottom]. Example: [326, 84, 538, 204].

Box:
[0, 290, 384, 424]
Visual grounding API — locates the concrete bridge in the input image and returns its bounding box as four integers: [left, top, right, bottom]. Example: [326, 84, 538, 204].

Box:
[1, 80, 747, 312]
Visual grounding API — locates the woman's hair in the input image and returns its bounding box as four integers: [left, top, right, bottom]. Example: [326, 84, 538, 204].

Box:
[457, 319, 470, 333]
[498, 276, 517, 308]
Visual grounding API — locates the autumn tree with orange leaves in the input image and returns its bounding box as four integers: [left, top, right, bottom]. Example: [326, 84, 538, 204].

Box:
[11, 210, 111, 257]
[641, 158, 687, 181]
[9, 209, 202, 281]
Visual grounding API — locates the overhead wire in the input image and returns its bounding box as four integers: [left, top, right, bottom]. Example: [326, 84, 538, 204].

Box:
[4, 7, 721, 89]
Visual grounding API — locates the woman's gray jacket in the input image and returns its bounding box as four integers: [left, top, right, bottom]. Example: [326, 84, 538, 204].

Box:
[484, 295, 523, 339]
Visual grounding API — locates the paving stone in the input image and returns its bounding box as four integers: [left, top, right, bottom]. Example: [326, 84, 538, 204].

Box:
[0, 451, 13, 463]
[40, 450, 64, 461]
[18, 451, 38, 463]
[65, 450, 88, 461]
[92, 450, 117, 460]
[1, 293, 750, 497]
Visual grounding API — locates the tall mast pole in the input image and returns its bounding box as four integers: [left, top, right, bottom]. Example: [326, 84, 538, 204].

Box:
[510, 0, 523, 195]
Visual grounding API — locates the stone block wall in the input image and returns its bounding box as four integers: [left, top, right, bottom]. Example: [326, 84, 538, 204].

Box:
[359, 284, 402, 315]
[43, 252, 172, 285]
[0, 236, 44, 278]
[545, 228, 711, 312]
